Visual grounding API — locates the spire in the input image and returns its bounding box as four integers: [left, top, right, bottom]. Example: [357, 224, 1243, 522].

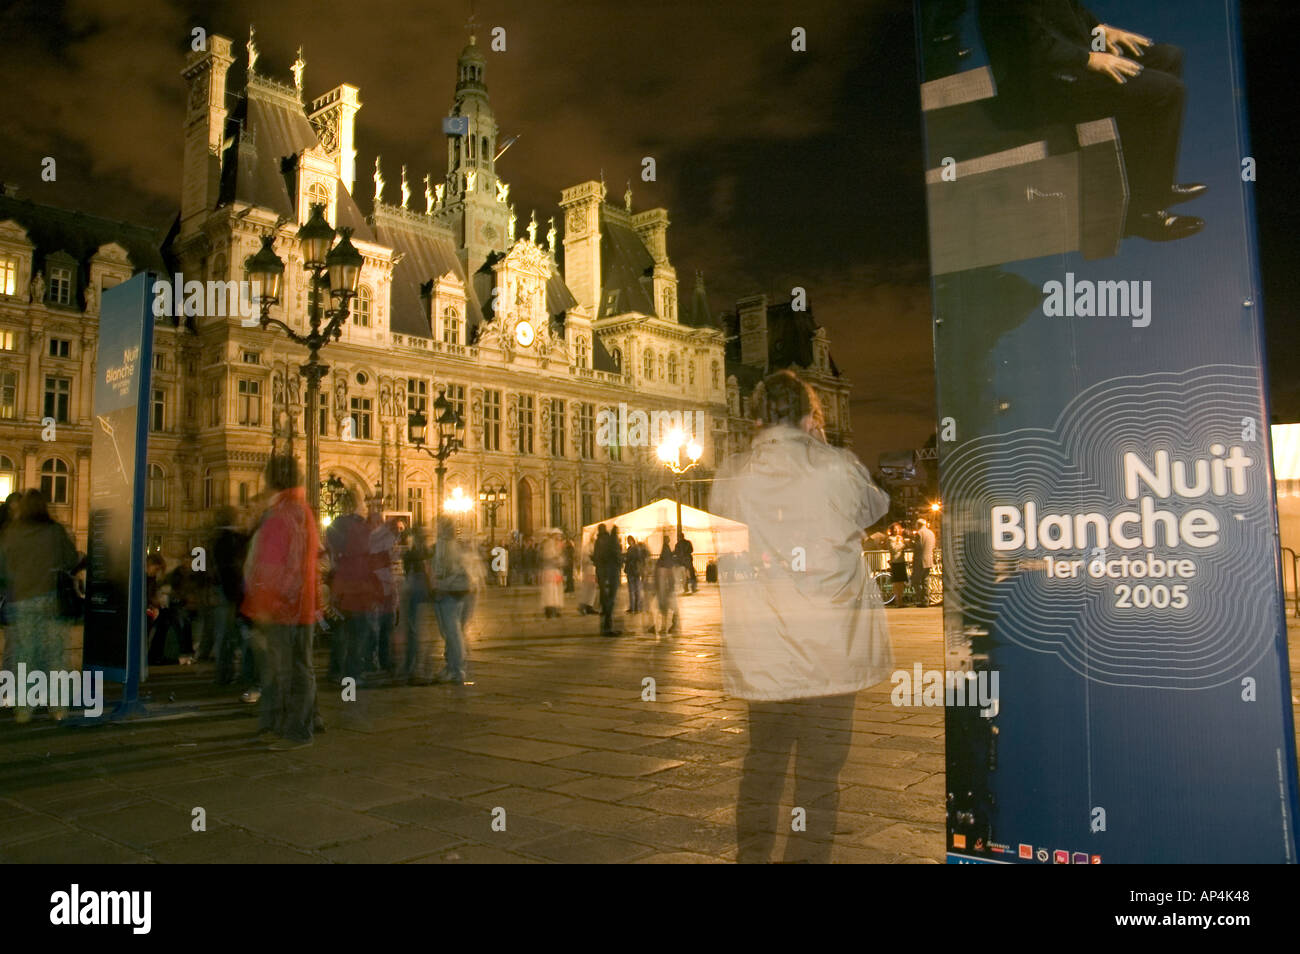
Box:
[690, 270, 714, 327]
[400, 164, 411, 209]
[624, 181, 633, 212]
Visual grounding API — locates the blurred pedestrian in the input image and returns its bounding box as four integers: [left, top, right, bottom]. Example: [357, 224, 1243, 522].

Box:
[675, 534, 697, 594]
[710, 369, 892, 863]
[912, 518, 936, 606]
[652, 534, 679, 636]
[400, 525, 432, 682]
[367, 504, 400, 676]
[0, 490, 80, 722]
[887, 522, 908, 607]
[540, 529, 565, 618]
[624, 535, 646, 615]
[241, 454, 320, 749]
[324, 491, 378, 685]
[594, 524, 623, 637]
[210, 507, 250, 685]
[429, 515, 474, 685]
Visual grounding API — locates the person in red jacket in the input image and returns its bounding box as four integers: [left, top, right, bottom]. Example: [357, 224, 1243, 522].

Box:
[242, 455, 320, 749]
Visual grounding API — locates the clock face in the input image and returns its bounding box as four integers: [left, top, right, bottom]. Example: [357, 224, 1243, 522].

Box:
[515, 320, 535, 347]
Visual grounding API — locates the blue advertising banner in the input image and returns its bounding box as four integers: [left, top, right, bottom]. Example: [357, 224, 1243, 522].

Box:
[916, 0, 1300, 862]
[83, 272, 154, 696]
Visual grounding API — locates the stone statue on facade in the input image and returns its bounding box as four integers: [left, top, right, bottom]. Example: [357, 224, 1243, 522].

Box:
[373, 156, 385, 206]
[291, 47, 306, 93]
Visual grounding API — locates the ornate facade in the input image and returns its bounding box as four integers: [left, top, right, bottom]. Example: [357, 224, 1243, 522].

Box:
[0, 29, 852, 560]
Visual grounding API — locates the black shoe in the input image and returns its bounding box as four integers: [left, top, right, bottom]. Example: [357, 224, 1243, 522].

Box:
[1126, 209, 1204, 242]
[1166, 182, 1208, 206]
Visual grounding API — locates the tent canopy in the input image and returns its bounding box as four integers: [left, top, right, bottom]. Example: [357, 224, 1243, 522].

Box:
[581, 498, 749, 564]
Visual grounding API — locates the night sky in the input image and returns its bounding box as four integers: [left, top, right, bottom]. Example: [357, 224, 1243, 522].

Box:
[0, 0, 1295, 465]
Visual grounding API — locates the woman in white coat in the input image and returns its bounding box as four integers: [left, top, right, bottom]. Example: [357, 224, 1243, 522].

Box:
[709, 369, 892, 863]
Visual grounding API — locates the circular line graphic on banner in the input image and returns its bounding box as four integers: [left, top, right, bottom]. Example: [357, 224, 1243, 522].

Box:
[942, 364, 1278, 689]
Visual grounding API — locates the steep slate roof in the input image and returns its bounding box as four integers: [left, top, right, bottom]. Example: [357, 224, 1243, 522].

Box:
[372, 205, 484, 339]
[0, 192, 170, 304]
[217, 78, 373, 241]
[597, 205, 656, 318]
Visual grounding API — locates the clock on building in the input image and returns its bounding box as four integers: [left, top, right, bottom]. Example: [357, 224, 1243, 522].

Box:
[515, 319, 535, 347]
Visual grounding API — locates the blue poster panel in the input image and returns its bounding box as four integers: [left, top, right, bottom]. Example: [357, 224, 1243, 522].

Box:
[83, 272, 154, 688]
[915, 0, 1300, 862]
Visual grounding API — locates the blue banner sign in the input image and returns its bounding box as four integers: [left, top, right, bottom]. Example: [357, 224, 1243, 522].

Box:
[915, 0, 1300, 863]
[83, 272, 154, 695]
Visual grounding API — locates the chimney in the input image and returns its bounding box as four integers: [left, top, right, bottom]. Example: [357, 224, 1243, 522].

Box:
[632, 208, 669, 265]
[179, 35, 234, 238]
[308, 84, 362, 195]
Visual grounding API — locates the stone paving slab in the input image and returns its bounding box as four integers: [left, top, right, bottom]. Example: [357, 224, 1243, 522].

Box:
[4, 589, 1288, 863]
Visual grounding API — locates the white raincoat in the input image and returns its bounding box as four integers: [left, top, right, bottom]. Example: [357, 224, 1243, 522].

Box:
[709, 424, 893, 701]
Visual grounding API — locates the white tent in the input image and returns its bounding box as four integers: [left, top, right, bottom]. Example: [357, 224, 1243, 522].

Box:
[581, 498, 749, 566]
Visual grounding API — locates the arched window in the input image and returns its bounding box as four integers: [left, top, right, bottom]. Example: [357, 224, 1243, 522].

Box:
[443, 307, 461, 344]
[307, 181, 330, 222]
[40, 458, 69, 504]
[481, 136, 490, 161]
[353, 285, 372, 327]
[610, 347, 623, 372]
[662, 288, 674, 320]
[667, 352, 678, 384]
[711, 360, 720, 390]
[147, 463, 166, 509]
[643, 349, 654, 379]
[0, 454, 15, 498]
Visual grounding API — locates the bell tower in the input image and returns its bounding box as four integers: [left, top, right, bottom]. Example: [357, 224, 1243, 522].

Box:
[434, 35, 510, 277]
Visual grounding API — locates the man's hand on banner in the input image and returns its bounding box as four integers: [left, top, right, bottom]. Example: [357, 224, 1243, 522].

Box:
[1086, 51, 1144, 84]
[1100, 24, 1153, 58]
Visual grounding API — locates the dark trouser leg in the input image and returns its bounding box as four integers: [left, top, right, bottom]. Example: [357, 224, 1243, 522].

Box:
[784, 694, 857, 864]
[737, 701, 798, 863]
[282, 623, 316, 742]
[1052, 44, 1185, 214]
[913, 566, 930, 604]
[257, 624, 287, 734]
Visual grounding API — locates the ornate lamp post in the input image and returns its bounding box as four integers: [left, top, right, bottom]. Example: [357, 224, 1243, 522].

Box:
[319, 473, 346, 526]
[246, 203, 364, 515]
[656, 427, 703, 542]
[478, 484, 509, 547]
[409, 388, 464, 518]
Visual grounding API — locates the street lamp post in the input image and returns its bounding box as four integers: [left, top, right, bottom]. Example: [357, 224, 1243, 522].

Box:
[246, 204, 363, 516]
[409, 389, 464, 520]
[478, 484, 508, 547]
[319, 473, 346, 526]
[656, 427, 703, 541]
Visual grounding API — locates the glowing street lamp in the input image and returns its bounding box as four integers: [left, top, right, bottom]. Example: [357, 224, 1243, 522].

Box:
[656, 427, 703, 542]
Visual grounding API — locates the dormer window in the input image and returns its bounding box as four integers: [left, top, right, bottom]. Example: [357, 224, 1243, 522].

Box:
[442, 306, 461, 344]
[307, 181, 331, 223]
[575, 336, 589, 369]
[49, 265, 73, 305]
[353, 285, 372, 327]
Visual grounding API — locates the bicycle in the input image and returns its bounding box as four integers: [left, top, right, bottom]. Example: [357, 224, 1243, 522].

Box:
[875, 565, 943, 607]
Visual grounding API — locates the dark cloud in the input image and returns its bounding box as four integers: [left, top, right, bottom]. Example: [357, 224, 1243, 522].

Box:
[1, 0, 1293, 470]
